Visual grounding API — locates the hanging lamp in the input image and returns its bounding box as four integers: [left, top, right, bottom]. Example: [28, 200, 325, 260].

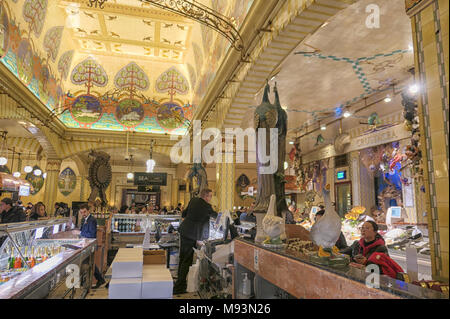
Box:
[146, 140, 156, 173]
[24, 150, 33, 173]
[0, 131, 8, 166]
[127, 154, 134, 180]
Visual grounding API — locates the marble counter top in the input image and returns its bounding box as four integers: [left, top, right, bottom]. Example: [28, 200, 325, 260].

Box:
[235, 239, 447, 299]
[0, 238, 96, 299]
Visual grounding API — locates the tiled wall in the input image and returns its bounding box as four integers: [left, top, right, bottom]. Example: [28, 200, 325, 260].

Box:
[410, 0, 449, 281]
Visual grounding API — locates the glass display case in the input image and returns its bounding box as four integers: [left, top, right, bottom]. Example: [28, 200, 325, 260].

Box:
[0, 219, 96, 299]
[110, 214, 181, 249]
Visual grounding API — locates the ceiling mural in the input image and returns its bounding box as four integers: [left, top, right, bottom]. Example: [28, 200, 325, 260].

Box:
[22, 0, 48, 38]
[1, 0, 255, 134]
[1, 1, 63, 112]
[57, 50, 75, 80]
[0, 2, 9, 59]
[43, 26, 64, 62]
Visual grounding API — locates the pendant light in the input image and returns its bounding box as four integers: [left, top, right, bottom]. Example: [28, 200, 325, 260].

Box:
[0, 131, 8, 166]
[127, 154, 134, 180]
[24, 150, 33, 173]
[33, 156, 42, 176]
[13, 151, 21, 178]
[146, 140, 156, 173]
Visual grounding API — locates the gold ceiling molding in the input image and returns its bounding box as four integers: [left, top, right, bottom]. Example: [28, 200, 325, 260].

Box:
[405, 0, 434, 17]
[140, 0, 244, 52]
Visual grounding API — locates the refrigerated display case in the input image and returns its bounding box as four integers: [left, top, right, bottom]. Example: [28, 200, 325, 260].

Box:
[110, 214, 181, 248]
[0, 219, 96, 299]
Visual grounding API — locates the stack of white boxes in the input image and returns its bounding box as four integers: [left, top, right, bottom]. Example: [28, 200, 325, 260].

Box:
[109, 248, 143, 299]
[108, 248, 173, 299]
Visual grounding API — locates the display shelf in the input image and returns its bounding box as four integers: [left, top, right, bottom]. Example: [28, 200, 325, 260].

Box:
[0, 219, 96, 299]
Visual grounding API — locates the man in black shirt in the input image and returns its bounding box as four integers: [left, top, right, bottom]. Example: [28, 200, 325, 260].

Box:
[173, 189, 217, 294]
[0, 198, 26, 224]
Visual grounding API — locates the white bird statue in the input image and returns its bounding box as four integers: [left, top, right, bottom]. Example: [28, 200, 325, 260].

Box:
[309, 190, 342, 257]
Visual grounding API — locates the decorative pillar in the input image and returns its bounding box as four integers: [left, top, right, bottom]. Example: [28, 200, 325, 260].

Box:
[216, 162, 235, 213]
[184, 181, 190, 206]
[171, 178, 179, 207]
[406, 0, 449, 281]
[43, 159, 62, 216]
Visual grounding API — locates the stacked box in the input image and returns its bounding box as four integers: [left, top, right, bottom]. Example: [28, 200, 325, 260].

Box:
[141, 265, 173, 299]
[109, 248, 143, 299]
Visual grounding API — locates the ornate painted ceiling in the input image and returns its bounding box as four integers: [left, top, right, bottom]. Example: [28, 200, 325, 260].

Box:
[0, 0, 254, 134]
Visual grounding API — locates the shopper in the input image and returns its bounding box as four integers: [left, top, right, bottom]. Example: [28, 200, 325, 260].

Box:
[77, 203, 106, 289]
[29, 202, 47, 220]
[340, 221, 387, 263]
[0, 198, 26, 224]
[175, 203, 183, 212]
[173, 188, 218, 295]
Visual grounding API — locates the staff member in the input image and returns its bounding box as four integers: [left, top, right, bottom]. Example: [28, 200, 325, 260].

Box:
[0, 198, 26, 224]
[76, 203, 106, 289]
[173, 189, 217, 295]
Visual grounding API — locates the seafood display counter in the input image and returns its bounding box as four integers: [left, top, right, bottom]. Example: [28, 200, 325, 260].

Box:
[0, 219, 96, 299]
[233, 238, 447, 299]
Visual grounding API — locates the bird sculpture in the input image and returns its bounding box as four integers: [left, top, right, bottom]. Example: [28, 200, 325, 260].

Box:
[309, 190, 342, 257]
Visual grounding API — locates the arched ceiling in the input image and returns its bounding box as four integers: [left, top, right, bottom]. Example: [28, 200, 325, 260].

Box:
[0, 0, 254, 135]
[225, 0, 415, 154]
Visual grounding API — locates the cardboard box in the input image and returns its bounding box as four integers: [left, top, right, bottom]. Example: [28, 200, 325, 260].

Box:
[111, 248, 143, 278]
[109, 277, 142, 299]
[141, 265, 173, 299]
[143, 250, 166, 265]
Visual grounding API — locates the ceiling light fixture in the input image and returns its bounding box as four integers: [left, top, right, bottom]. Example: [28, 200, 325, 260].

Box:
[409, 84, 419, 94]
[0, 131, 8, 166]
[24, 166, 33, 173]
[43, 173, 47, 179]
[289, 141, 294, 145]
[384, 96, 392, 103]
[146, 140, 156, 173]
[33, 169, 42, 177]
[320, 124, 327, 131]
[13, 172, 21, 178]
[343, 111, 352, 118]
[408, 44, 413, 51]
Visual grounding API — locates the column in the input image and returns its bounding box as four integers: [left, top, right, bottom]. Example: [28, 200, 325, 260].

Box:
[216, 162, 235, 213]
[407, 0, 449, 281]
[184, 181, 190, 206]
[171, 178, 179, 207]
[43, 159, 62, 216]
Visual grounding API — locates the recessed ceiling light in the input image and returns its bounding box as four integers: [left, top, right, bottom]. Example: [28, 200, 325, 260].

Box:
[289, 141, 294, 145]
[343, 112, 352, 118]
[320, 124, 327, 131]
[384, 96, 392, 103]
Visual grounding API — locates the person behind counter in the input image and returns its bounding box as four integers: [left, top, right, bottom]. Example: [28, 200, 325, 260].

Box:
[75, 203, 106, 289]
[286, 204, 296, 224]
[173, 188, 218, 295]
[28, 202, 47, 221]
[0, 198, 26, 224]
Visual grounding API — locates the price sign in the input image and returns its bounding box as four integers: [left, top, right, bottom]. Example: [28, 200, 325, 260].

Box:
[35, 227, 44, 239]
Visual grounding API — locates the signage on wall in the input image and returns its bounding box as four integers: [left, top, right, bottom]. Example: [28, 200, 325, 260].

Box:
[336, 171, 347, 181]
[137, 186, 161, 192]
[302, 124, 411, 164]
[134, 173, 167, 186]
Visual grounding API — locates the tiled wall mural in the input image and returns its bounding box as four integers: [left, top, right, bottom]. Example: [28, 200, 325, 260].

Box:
[1, 1, 63, 112]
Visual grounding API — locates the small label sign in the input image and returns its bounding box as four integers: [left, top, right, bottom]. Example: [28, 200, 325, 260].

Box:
[254, 249, 259, 272]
